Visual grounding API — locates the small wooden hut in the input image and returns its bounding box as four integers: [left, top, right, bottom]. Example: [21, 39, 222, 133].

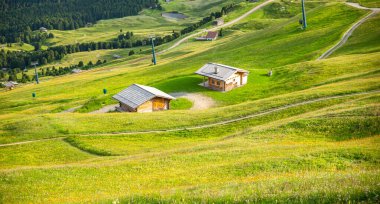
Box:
[195, 31, 219, 41]
[113, 84, 175, 113]
[3, 81, 18, 90]
[195, 63, 249, 92]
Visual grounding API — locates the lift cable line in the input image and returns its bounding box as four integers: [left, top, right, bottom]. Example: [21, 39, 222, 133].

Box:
[150, 35, 157, 65]
[31, 61, 39, 84]
[301, 0, 307, 29]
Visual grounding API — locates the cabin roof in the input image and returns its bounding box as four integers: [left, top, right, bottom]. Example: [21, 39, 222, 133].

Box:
[113, 84, 175, 109]
[3, 81, 18, 87]
[195, 63, 249, 81]
[205, 31, 218, 39]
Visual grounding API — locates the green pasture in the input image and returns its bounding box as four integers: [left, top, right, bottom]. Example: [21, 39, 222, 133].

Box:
[0, 43, 34, 52]
[0, 0, 379, 203]
[0, 2, 378, 142]
[349, 0, 380, 7]
[46, 0, 245, 46]
[332, 12, 380, 56]
[0, 101, 378, 203]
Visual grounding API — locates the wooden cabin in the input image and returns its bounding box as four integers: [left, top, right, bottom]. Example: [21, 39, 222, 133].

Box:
[113, 84, 175, 113]
[3, 81, 18, 91]
[195, 63, 249, 92]
[195, 31, 219, 41]
[39, 27, 48, 32]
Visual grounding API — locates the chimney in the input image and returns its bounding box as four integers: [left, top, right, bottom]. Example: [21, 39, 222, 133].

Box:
[214, 66, 219, 74]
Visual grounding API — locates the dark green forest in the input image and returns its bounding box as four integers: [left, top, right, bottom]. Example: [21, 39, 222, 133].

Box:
[0, 1, 237, 84]
[0, 0, 159, 43]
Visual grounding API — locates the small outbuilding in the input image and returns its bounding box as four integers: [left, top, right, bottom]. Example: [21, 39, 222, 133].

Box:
[113, 54, 122, 59]
[195, 63, 249, 92]
[39, 27, 48, 32]
[113, 84, 176, 113]
[3, 81, 18, 90]
[72, 69, 82, 74]
[195, 31, 219, 41]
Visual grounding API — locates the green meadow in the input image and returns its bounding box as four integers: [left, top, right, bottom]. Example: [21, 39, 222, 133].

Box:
[0, 0, 379, 203]
[46, 0, 246, 46]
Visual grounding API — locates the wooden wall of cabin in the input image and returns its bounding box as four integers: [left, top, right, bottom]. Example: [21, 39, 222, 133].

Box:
[225, 82, 237, 92]
[137, 100, 153, 113]
[208, 78, 224, 91]
[152, 97, 169, 111]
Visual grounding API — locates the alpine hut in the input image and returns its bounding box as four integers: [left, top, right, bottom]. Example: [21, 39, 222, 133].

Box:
[3, 81, 18, 90]
[39, 27, 48, 32]
[195, 31, 219, 41]
[113, 84, 175, 113]
[195, 63, 249, 92]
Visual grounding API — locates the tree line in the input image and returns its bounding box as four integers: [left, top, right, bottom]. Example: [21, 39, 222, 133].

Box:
[0, 59, 108, 83]
[1, 3, 237, 76]
[0, 0, 160, 43]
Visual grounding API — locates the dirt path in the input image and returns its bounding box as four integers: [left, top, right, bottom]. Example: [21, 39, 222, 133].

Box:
[61, 106, 82, 113]
[171, 92, 216, 110]
[318, 3, 379, 60]
[159, 0, 274, 55]
[128, 0, 274, 64]
[90, 104, 119, 114]
[1, 90, 378, 147]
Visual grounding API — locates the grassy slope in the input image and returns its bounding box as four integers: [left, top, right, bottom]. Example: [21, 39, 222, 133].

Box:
[0, 100, 379, 203]
[349, 0, 380, 7]
[0, 2, 374, 142]
[332, 12, 380, 56]
[0, 43, 35, 52]
[0, 1, 379, 203]
[46, 0, 244, 46]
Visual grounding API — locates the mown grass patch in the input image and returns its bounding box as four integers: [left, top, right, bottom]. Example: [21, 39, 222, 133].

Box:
[170, 98, 193, 110]
[63, 137, 117, 156]
[76, 95, 115, 113]
[0, 140, 94, 169]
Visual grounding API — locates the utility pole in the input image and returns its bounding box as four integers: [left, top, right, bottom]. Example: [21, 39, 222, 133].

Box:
[301, 0, 307, 29]
[31, 61, 39, 84]
[150, 36, 157, 65]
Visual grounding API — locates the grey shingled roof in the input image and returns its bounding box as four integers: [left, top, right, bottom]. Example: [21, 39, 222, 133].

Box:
[113, 84, 175, 109]
[195, 63, 249, 81]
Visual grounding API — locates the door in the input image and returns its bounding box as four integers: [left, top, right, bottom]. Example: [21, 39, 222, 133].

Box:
[153, 98, 166, 111]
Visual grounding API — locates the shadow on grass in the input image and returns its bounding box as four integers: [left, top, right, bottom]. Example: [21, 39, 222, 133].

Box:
[152, 75, 206, 93]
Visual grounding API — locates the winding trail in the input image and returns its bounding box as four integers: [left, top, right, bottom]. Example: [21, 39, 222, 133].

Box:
[171, 92, 216, 110]
[1, 90, 378, 147]
[318, 3, 380, 60]
[158, 0, 275, 55]
[129, 0, 274, 64]
[1, 1, 379, 148]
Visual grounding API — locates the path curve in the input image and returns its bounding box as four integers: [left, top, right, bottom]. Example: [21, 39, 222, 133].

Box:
[318, 3, 379, 60]
[171, 92, 216, 110]
[158, 0, 275, 55]
[129, 0, 274, 64]
[90, 104, 118, 114]
[1, 90, 378, 147]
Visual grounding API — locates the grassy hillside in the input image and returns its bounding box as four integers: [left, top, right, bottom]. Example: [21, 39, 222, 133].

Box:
[0, 0, 379, 203]
[349, 0, 380, 7]
[46, 0, 245, 46]
[0, 43, 35, 52]
[332, 12, 380, 56]
[0, 95, 379, 202]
